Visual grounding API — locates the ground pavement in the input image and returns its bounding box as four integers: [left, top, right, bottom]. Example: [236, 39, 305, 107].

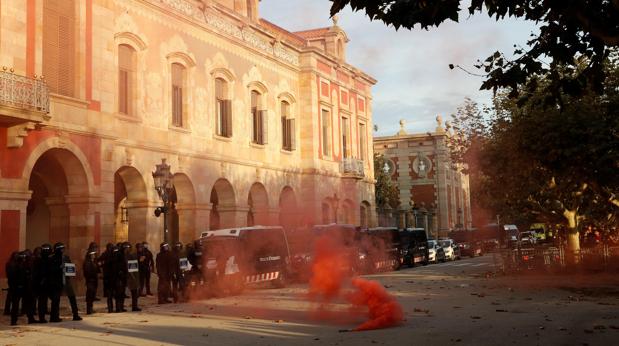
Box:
[1, 255, 618, 345]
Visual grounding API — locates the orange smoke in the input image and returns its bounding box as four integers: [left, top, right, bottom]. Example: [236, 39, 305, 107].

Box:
[348, 277, 404, 331]
[308, 233, 404, 331]
[309, 235, 350, 300]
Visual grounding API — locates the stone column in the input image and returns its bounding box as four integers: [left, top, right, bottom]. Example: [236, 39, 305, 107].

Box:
[217, 205, 249, 228]
[194, 204, 211, 236]
[175, 203, 196, 244]
[64, 195, 102, 262]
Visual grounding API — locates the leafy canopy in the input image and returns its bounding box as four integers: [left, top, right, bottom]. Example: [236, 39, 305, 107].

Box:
[329, 0, 619, 103]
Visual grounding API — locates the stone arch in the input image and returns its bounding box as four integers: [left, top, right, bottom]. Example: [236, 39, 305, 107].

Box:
[321, 197, 334, 224]
[114, 166, 148, 245]
[114, 31, 147, 51]
[360, 200, 371, 228]
[247, 182, 269, 226]
[25, 146, 93, 261]
[170, 173, 196, 243]
[278, 186, 298, 230]
[209, 178, 236, 230]
[341, 198, 354, 225]
[22, 137, 95, 195]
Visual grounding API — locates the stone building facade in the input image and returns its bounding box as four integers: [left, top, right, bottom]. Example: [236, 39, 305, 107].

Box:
[0, 0, 376, 277]
[373, 117, 472, 238]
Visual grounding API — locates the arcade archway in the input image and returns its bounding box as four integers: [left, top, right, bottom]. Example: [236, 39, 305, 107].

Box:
[209, 179, 235, 230]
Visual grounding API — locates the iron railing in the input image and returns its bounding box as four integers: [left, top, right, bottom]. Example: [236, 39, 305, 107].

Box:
[341, 158, 365, 177]
[0, 70, 49, 114]
[493, 244, 619, 273]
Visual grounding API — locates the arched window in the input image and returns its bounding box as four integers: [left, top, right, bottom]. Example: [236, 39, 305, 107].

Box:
[251, 90, 267, 145]
[118, 44, 136, 115]
[43, 0, 76, 97]
[281, 101, 295, 151]
[171, 63, 185, 127]
[215, 77, 232, 137]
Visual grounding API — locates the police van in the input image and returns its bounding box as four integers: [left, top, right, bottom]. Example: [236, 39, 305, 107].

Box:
[200, 226, 291, 295]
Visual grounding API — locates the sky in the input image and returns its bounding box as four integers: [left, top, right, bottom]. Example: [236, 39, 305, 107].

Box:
[260, 1, 538, 136]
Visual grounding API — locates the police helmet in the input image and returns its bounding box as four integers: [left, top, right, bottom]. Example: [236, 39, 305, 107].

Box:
[122, 242, 132, 250]
[54, 242, 65, 251]
[160, 242, 170, 251]
[174, 241, 183, 250]
[41, 243, 52, 255]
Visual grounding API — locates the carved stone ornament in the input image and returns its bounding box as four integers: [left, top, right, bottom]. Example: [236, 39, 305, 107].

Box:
[158, 0, 299, 66]
[412, 154, 432, 178]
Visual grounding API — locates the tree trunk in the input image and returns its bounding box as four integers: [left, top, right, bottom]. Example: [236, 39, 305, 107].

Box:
[564, 209, 580, 264]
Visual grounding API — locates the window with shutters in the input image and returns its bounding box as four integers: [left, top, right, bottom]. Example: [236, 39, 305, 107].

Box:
[281, 101, 295, 151]
[43, 0, 76, 97]
[251, 90, 267, 145]
[215, 78, 232, 137]
[118, 44, 136, 115]
[171, 63, 185, 127]
[342, 116, 350, 158]
[359, 122, 367, 161]
[321, 109, 331, 157]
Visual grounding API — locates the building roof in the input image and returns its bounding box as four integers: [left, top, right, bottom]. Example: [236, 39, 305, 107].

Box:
[293, 27, 330, 40]
[259, 19, 308, 47]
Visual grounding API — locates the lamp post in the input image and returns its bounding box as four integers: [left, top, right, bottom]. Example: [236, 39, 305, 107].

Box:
[152, 159, 174, 244]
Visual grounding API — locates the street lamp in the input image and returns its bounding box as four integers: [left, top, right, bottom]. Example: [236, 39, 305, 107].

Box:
[152, 158, 174, 243]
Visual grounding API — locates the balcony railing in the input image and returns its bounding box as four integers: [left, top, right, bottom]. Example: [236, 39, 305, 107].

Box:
[341, 158, 365, 178]
[0, 70, 50, 116]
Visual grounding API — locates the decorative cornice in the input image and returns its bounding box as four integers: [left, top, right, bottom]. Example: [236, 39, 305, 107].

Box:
[156, 0, 299, 66]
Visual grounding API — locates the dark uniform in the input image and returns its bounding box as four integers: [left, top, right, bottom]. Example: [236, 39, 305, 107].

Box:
[102, 244, 118, 313]
[156, 242, 172, 304]
[187, 240, 204, 299]
[54, 243, 82, 321]
[114, 244, 128, 312]
[83, 244, 99, 315]
[7, 251, 36, 325]
[48, 244, 65, 322]
[138, 242, 154, 296]
[34, 244, 53, 323]
[3, 252, 18, 317]
[171, 242, 185, 303]
[123, 242, 141, 311]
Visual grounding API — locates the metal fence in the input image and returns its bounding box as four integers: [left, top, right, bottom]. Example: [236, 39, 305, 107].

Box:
[493, 244, 619, 273]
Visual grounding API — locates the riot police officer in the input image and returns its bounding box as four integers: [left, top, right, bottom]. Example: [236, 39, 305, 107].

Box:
[102, 244, 118, 313]
[170, 242, 186, 303]
[156, 242, 172, 304]
[3, 252, 18, 317]
[54, 242, 82, 321]
[138, 242, 154, 296]
[48, 243, 65, 322]
[34, 243, 53, 323]
[114, 243, 129, 312]
[187, 240, 204, 299]
[83, 243, 99, 315]
[123, 242, 141, 312]
[7, 251, 36, 325]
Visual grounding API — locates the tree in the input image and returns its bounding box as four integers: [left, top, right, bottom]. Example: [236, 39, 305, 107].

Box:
[373, 154, 400, 209]
[329, 0, 619, 103]
[448, 59, 619, 258]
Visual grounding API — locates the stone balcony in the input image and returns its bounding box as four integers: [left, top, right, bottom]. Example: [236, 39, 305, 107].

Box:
[341, 158, 365, 179]
[0, 69, 50, 147]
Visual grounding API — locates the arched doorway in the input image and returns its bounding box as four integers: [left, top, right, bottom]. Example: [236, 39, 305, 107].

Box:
[26, 148, 90, 252]
[321, 197, 334, 224]
[278, 186, 297, 230]
[114, 167, 148, 245]
[341, 199, 354, 224]
[209, 179, 235, 230]
[360, 200, 371, 228]
[247, 183, 269, 226]
[170, 173, 196, 244]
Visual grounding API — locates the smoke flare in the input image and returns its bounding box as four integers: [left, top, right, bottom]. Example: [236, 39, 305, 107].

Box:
[308, 233, 404, 331]
[348, 277, 404, 331]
